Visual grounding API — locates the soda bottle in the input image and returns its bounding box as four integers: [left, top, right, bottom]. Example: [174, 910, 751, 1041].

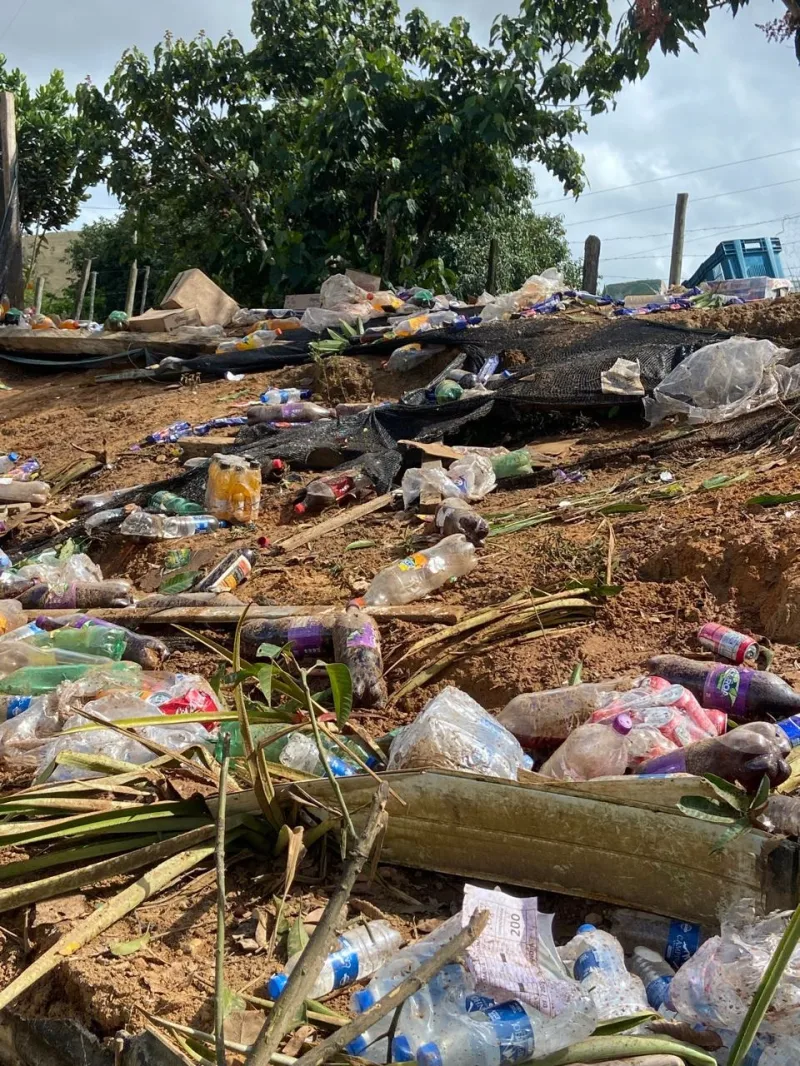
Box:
[697, 623, 761, 666]
[37, 616, 169, 671]
[31, 625, 126, 661]
[195, 549, 255, 593]
[241, 616, 333, 659]
[0, 660, 140, 695]
[247, 402, 334, 424]
[637, 720, 792, 791]
[491, 449, 533, 479]
[434, 498, 489, 546]
[386, 343, 447, 373]
[646, 654, 800, 719]
[0, 479, 50, 504]
[119, 512, 223, 539]
[0, 454, 19, 475]
[294, 471, 373, 517]
[332, 606, 387, 708]
[18, 580, 133, 609]
[362, 535, 477, 607]
[496, 680, 634, 747]
[605, 907, 705, 968]
[148, 491, 204, 516]
[629, 946, 675, 1013]
[560, 925, 649, 1022]
[539, 713, 633, 781]
[205, 454, 262, 524]
[268, 920, 403, 1001]
[259, 388, 311, 404]
[0, 600, 25, 638]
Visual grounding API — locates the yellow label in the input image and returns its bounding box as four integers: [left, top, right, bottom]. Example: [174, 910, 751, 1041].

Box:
[397, 552, 427, 572]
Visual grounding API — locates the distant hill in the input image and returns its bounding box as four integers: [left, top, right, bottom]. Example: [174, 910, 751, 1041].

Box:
[22, 231, 78, 296]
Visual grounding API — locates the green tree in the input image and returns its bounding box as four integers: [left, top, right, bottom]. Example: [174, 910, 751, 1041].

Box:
[0, 57, 103, 278]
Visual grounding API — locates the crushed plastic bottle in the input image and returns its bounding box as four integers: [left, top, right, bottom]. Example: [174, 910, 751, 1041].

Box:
[540, 713, 633, 781]
[205, 454, 262, 524]
[247, 401, 334, 424]
[387, 686, 532, 780]
[268, 919, 403, 1000]
[146, 421, 191, 444]
[605, 907, 705, 968]
[362, 534, 477, 607]
[401, 455, 495, 508]
[434, 498, 489, 546]
[629, 946, 675, 1013]
[119, 512, 223, 540]
[294, 471, 373, 517]
[332, 606, 387, 708]
[560, 924, 649, 1021]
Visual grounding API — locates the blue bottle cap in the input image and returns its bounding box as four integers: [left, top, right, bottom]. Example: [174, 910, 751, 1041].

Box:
[416, 1042, 444, 1066]
[267, 972, 289, 999]
[578, 923, 597, 934]
[345, 1035, 368, 1055]
[392, 1035, 415, 1061]
[351, 988, 376, 1013]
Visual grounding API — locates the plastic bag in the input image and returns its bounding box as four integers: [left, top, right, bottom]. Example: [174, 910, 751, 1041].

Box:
[401, 454, 496, 508]
[644, 337, 791, 425]
[480, 269, 564, 321]
[320, 273, 368, 309]
[387, 686, 532, 780]
[300, 306, 369, 332]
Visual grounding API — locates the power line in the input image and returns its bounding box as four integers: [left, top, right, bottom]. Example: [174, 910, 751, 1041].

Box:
[536, 147, 800, 207]
[563, 178, 800, 227]
[567, 211, 800, 245]
[2, 0, 28, 34]
[601, 212, 800, 262]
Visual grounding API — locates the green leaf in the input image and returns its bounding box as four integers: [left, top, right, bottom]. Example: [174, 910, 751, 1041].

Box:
[287, 915, 310, 957]
[702, 773, 752, 812]
[257, 664, 273, 706]
[593, 1010, 658, 1035]
[751, 774, 771, 814]
[159, 570, 197, 594]
[345, 539, 376, 551]
[569, 661, 583, 686]
[256, 643, 283, 660]
[702, 472, 750, 491]
[677, 795, 740, 824]
[747, 492, 800, 507]
[710, 818, 752, 855]
[222, 984, 246, 1017]
[109, 931, 151, 957]
[324, 663, 353, 728]
[597, 502, 648, 515]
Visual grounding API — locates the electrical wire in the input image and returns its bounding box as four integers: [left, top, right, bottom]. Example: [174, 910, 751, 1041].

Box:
[567, 212, 800, 244]
[2, 0, 28, 35]
[536, 146, 800, 207]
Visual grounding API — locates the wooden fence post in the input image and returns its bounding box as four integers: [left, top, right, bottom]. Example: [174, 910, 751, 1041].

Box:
[0, 93, 24, 308]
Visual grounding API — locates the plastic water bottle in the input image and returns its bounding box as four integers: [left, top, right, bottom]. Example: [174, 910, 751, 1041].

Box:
[118, 512, 223, 539]
[268, 919, 402, 1001]
[434, 498, 489, 546]
[259, 388, 311, 404]
[279, 732, 359, 777]
[247, 401, 334, 424]
[362, 534, 477, 606]
[0, 453, 20, 475]
[0, 479, 50, 504]
[560, 925, 649, 1021]
[605, 908, 705, 967]
[540, 714, 633, 781]
[629, 946, 675, 1012]
[0, 600, 25, 638]
[148, 491, 204, 516]
[0, 549, 12, 571]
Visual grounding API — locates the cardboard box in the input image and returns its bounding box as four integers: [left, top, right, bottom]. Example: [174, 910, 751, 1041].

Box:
[161, 269, 239, 326]
[127, 307, 201, 333]
[346, 268, 381, 293]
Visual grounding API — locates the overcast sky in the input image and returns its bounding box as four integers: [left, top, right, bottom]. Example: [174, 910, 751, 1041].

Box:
[3, 0, 799, 286]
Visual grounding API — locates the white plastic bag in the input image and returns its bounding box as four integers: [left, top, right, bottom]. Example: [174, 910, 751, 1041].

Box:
[480, 269, 564, 321]
[401, 454, 496, 508]
[645, 337, 791, 425]
[300, 306, 369, 332]
[387, 686, 532, 780]
[320, 273, 368, 309]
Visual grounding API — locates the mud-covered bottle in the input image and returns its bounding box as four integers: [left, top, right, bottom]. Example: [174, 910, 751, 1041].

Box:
[434, 498, 489, 546]
[646, 654, 800, 720]
[496, 680, 634, 746]
[333, 606, 387, 708]
[294, 471, 373, 517]
[241, 615, 333, 659]
[247, 401, 334, 424]
[18, 580, 133, 609]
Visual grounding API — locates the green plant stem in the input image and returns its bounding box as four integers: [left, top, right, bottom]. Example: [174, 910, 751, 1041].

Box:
[215, 733, 231, 1066]
[299, 670, 355, 843]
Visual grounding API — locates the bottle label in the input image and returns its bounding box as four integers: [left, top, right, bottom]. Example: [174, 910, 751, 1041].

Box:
[329, 940, 360, 989]
[286, 624, 328, 656]
[665, 919, 701, 967]
[645, 974, 673, 1010]
[346, 623, 377, 650]
[779, 715, 800, 748]
[466, 994, 496, 1012]
[6, 695, 32, 719]
[397, 552, 427, 572]
[702, 664, 752, 715]
[209, 556, 252, 593]
[573, 948, 601, 981]
[485, 1001, 535, 1064]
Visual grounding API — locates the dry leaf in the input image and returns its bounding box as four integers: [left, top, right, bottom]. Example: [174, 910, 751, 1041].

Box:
[232, 908, 270, 954]
[649, 1020, 724, 1050]
[224, 1009, 266, 1047]
[304, 907, 326, 925]
[165, 767, 219, 801]
[283, 1024, 315, 1058]
[282, 826, 306, 897]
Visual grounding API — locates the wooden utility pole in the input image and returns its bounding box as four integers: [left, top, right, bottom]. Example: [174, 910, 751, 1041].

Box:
[0, 93, 24, 308]
[73, 258, 92, 321]
[139, 264, 150, 314]
[582, 235, 601, 295]
[124, 261, 138, 318]
[486, 237, 499, 295]
[33, 276, 44, 315]
[88, 271, 97, 324]
[669, 192, 689, 288]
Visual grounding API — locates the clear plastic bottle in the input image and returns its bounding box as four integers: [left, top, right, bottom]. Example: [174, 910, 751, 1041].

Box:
[30, 625, 127, 661]
[540, 713, 633, 781]
[205, 454, 262, 524]
[0, 453, 19, 475]
[119, 512, 222, 539]
[0, 639, 114, 676]
[74, 485, 146, 512]
[0, 600, 25, 638]
[85, 508, 128, 532]
[605, 908, 705, 968]
[0, 660, 140, 695]
[268, 919, 403, 1000]
[247, 401, 334, 424]
[362, 534, 477, 607]
[386, 343, 447, 373]
[45, 616, 169, 671]
[294, 471, 373, 517]
[279, 731, 359, 777]
[0, 549, 12, 571]
[259, 387, 311, 404]
[434, 499, 489, 546]
[560, 925, 649, 1022]
[629, 946, 675, 1013]
[491, 449, 533, 479]
[0, 479, 50, 504]
[148, 491, 204, 516]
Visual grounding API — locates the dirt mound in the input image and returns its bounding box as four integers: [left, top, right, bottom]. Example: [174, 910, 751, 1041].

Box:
[661, 293, 800, 347]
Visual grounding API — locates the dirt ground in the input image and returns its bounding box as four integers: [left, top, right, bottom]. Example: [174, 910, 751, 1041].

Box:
[2, 297, 800, 1053]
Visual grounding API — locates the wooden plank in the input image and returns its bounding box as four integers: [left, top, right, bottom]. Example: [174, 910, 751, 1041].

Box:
[22, 603, 463, 626]
[261, 770, 789, 926]
[0, 330, 220, 359]
[177, 435, 237, 461]
[398, 440, 462, 463]
[274, 493, 394, 553]
[0, 93, 23, 308]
